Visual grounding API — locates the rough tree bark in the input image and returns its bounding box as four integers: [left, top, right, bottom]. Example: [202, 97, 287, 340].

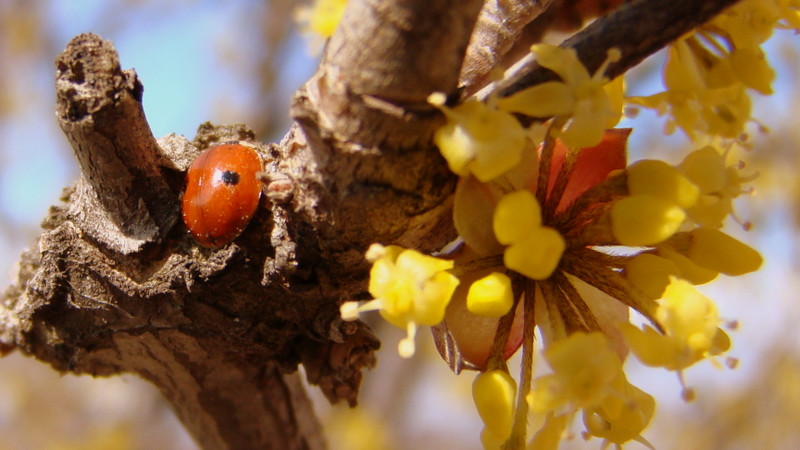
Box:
[0, 0, 741, 448]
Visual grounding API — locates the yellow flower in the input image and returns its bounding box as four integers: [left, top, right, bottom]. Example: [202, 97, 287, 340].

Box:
[620, 278, 731, 371]
[430, 94, 527, 182]
[678, 144, 756, 228]
[423, 89, 763, 448]
[297, 0, 348, 39]
[497, 45, 622, 148]
[529, 332, 624, 413]
[582, 380, 655, 447]
[628, 38, 754, 140]
[626, 0, 794, 141]
[433, 129, 759, 446]
[340, 244, 459, 358]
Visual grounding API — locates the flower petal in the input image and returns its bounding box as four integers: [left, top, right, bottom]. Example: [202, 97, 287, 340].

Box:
[496, 82, 575, 117]
[437, 267, 525, 369]
[547, 128, 630, 213]
[454, 175, 504, 256]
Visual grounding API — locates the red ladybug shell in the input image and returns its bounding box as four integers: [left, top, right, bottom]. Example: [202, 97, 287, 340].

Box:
[182, 143, 263, 247]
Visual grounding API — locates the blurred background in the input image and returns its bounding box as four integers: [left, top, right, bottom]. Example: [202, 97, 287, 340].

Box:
[1, 1, 799, 449]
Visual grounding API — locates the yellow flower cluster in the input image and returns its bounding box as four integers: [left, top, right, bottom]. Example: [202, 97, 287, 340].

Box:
[615, 144, 762, 306]
[339, 17, 770, 448]
[529, 332, 655, 448]
[431, 43, 623, 184]
[621, 279, 731, 373]
[628, 0, 797, 140]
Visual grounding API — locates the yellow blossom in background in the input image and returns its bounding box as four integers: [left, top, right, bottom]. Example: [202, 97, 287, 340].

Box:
[325, 406, 392, 450]
[297, 0, 348, 39]
[529, 333, 625, 414]
[528, 333, 655, 447]
[627, 38, 753, 140]
[340, 244, 459, 358]
[711, 0, 779, 49]
[625, 0, 797, 141]
[527, 413, 570, 450]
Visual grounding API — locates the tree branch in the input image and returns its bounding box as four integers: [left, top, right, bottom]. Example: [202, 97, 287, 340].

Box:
[483, 0, 743, 100]
[2, 34, 382, 449]
[294, 0, 484, 148]
[55, 33, 179, 254]
[0, 1, 750, 448]
[289, 0, 486, 261]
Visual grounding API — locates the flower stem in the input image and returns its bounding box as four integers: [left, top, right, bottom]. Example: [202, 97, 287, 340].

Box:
[503, 279, 537, 449]
[536, 117, 568, 205]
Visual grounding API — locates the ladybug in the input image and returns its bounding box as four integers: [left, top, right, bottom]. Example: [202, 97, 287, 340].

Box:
[181, 142, 263, 247]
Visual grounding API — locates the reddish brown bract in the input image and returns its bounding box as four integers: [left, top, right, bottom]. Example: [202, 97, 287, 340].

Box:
[182, 143, 263, 247]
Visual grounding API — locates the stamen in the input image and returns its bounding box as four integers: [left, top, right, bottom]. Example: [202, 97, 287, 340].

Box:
[398, 322, 418, 358]
[677, 371, 696, 402]
[593, 47, 622, 81]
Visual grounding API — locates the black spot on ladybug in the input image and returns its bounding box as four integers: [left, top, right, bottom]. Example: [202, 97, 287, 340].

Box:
[222, 170, 240, 185]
